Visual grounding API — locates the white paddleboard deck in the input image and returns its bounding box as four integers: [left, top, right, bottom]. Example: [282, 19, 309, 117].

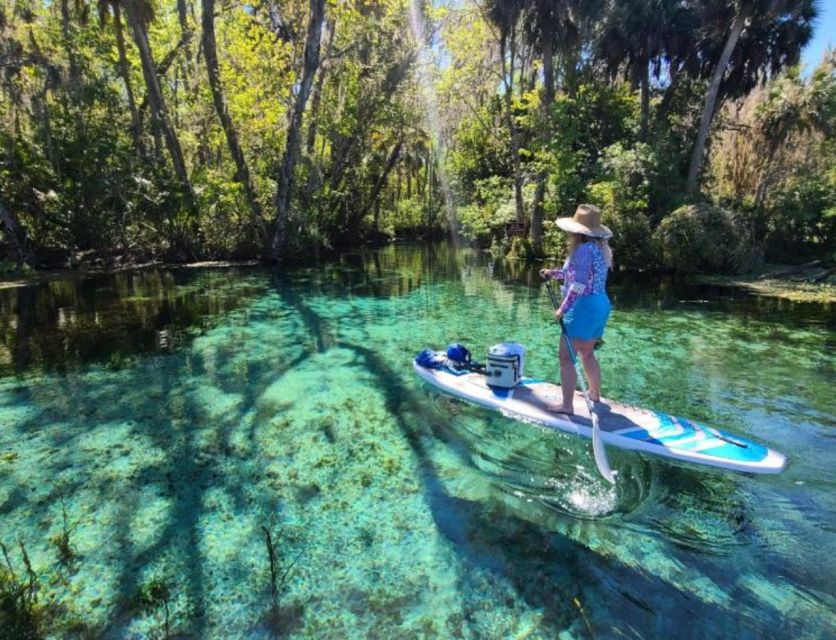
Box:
[414, 361, 786, 474]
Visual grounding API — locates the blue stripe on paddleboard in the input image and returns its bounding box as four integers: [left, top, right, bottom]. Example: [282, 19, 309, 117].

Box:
[622, 413, 768, 462]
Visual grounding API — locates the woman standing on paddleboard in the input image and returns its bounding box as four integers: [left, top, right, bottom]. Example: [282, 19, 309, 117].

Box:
[539, 204, 613, 415]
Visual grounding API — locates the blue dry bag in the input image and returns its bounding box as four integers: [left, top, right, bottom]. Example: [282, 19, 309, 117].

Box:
[416, 348, 447, 369]
[446, 343, 471, 366]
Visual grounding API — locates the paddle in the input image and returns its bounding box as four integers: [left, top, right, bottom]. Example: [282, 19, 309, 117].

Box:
[544, 280, 616, 485]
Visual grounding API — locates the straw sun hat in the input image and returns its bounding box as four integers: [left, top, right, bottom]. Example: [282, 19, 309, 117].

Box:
[556, 204, 613, 239]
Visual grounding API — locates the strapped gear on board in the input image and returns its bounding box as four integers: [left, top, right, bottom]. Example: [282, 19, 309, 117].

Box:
[416, 342, 526, 390]
[416, 344, 484, 376]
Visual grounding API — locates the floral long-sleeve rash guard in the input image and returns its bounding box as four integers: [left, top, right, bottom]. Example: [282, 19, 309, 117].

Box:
[546, 242, 609, 315]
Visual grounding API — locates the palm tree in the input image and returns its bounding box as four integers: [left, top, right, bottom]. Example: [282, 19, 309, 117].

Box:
[525, 0, 603, 253]
[596, 0, 695, 143]
[685, 0, 817, 196]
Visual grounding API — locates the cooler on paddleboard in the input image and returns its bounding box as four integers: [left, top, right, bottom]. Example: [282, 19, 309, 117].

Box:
[485, 342, 525, 389]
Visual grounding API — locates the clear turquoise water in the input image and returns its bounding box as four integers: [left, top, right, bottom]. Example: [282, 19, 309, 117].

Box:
[0, 244, 834, 639]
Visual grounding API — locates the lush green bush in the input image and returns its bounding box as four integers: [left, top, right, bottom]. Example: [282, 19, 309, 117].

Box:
[654, 203, 759, 274]
[764, 145, 836, 262]
[587, 143, 656, 270]
[456, 177, 516, 244]
[448, 99, 514, 196]
[541, 83, 637, 211]
[194, 173, 262, 258]
[391, 198, 426, 236]
[506, 236, 535, 261]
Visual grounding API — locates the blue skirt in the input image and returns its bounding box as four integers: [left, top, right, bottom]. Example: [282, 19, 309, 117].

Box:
[563, 293, 611, 341]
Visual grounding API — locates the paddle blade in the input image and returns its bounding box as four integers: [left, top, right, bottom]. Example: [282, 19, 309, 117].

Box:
[591, 411, 616, 485]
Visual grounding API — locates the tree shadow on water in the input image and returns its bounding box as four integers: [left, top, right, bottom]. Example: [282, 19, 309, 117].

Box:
[269, 274, 789, 638]
[342, 342, 785, 638]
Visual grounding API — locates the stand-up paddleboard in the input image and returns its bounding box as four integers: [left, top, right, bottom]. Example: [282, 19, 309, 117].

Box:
[414, 353, 786, 475]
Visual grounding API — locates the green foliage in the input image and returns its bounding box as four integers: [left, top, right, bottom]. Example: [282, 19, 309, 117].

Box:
[766, 159, 836, 261]
[706, 53, 835, 263]
[193, 171, 262, 257]
[543, 82, 638, 210]
[0, 542, 43, 640]
[0, 0, 828, 269]
[134, 577, 173, 639]
[448, 99, 512, 195]
[456, 176, 516, 244]
[654, 203, 758, 274]
[647, 78, 706, 214]
[539, 221, 567, 260]
[390, 198, 425, 236]
[0, 261, 36, 278]
[587, 143, 656, 269]
[507, 236, 534, 261]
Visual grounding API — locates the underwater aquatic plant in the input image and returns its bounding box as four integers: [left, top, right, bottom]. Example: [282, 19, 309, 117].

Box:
[134, 578, 173, 640]
[262, 526, 281, 612]
[0, 541, 43, 640]
[261, 524, 307, 633]
[49, 498, 77, 568]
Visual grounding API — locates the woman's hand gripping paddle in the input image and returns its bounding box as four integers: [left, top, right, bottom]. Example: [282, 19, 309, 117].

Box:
[544, 280, 616, 485]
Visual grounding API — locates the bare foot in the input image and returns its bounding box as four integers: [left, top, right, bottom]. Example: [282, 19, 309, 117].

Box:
[546, 403, 574, 415]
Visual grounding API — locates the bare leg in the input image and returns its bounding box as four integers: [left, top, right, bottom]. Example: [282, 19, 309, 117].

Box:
[576, 340, 602, 401]
[547, 339, 576, 414]
[548, 337, 602, 413]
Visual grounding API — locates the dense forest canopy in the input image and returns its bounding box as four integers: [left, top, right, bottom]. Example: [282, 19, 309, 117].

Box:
[0, 0, 833, 272]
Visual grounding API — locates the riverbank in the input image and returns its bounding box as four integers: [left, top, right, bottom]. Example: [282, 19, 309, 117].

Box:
[0, 259, 261, 291]
[693, 261, 835, 304]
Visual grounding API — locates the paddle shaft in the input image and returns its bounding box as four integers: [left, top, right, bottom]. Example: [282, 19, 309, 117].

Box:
[545, 282, 590, 398]
[544, 280, 615, 483]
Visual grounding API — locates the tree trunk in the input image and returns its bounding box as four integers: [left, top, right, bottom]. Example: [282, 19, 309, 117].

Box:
[563, 49, 579, 98]
[686, 8, 748, 196]
[112, 2, 144, 156]
[353, 140, 402, 228]
[59, 0, 80, 90]
[639, 52, 650, 142]
[201, 0, 263, 234]
[500, 27, 524, 224]
[124, 0, 193, 203]
[305, 17, 335, 155]
[176, 0, 195, 89]
[530, 31, 554, 256]
[0, 198, 33, 264]
[270, 0, 326, 260]
[135, 32, 193, 146]
[177, 0, 189, 36]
